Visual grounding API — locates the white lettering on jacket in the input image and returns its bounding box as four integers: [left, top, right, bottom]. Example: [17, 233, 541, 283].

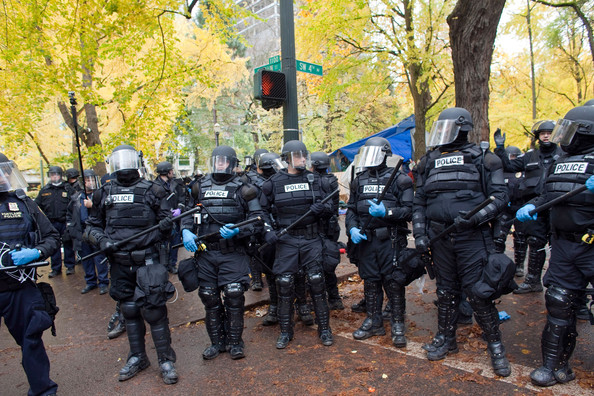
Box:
[111, 194, 134, 203]
[554, 162, 588, 174]
[204, 190, 229, 198]
[284, 183, 310, 192]
[363, 185, 385, 194]
[435, 155, 464, 168]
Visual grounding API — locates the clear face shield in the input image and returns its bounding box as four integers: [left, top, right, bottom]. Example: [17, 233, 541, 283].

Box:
[48, 172, 62, 184]
[84, 175, 100, 191]
[286, 150, 310, 171]
[353, 146, 387, 169]
[0, 161, 29, 192]
[244, 156, 253, 167]
[108, 149, 140, 173]
[551, 118, 584, 146]
[209, 155, 235, 175]
[262, 157, 286, 172]
[427, 119, 462, 148]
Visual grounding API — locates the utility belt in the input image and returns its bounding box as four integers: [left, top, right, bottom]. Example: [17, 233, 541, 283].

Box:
[286, 223, 319, 239]
[554, 228, 594, 244]
[203, 239, 245, 254]
[429, 220, 452, 234]
[367, 226, 394, 241]
[110, 247, 155, 266]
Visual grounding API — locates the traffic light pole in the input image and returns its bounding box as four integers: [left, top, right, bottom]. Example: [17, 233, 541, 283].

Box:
[280, 0, 299, 143]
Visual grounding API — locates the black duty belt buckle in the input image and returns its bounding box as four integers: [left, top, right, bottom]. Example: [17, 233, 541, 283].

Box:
[581, 232, 594, 244]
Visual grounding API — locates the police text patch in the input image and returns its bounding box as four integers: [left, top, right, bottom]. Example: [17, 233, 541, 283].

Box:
[435, 155, 464, 168]
[363, 185, 385, 194]
[284, 183, 310, 193]
[1, 212, 22, 219]
[111, 194, 134, 203]
[554, 162, 588, 174]
[204, 190, 229, 198]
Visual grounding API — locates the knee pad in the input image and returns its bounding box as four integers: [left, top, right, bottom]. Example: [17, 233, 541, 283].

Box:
[223, 283, 245, 308]
[198, 286, 221, 309]
[307, 271, 325, 295]
[276, 274, 294, 296]
[513, 231, 526, 241]
[527, 236, 546, 249]
[120, 301, 142, 320]
[545, 286, 578, 321]
[142, 305, 167, 325]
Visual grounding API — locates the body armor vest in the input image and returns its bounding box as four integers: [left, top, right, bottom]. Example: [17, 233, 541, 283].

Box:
[199, 175, 245, 226]
[424, 147, 483, 194]
[105, 179, 156, 229]
[272, 170, 323, 228]
[355, 168, 403, 229]
[519, 146, 563, 199]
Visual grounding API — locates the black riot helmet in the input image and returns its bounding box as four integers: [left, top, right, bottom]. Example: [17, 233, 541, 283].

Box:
[108, 144, 140, 173]
[210, 145, 238, 176]
[156, 161, 173, 176]
[583, 99, 594, 106]
[0, 153, 28, 192]
[65, 168, 80, 180]
[427, 107, 473, 148]
[259, 152, 284, 177]
[354, 137, 392, 169]
[531, 120, 555, 147]
[310, 151, 330, 172]
[83, 169, 100, 191]
[47, 166, 63, 177]
[505, 146, 522, 160]
[551, 106, 594, 155]
[281, 140, 309, 171]
[253, 148, 269, 166]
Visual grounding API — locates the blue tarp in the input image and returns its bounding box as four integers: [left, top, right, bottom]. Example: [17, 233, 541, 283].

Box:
[329, 114, 415, 172]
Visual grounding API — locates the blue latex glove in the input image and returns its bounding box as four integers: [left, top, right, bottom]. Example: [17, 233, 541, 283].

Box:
[349, 227, 367, 244]
[220, 224, 240, 239]
[182, 229, 198, 252]
[171, 208, 182, 217]
[10, 248, 40, 266]
[367, 199, 386, 218]
[586, 175, 594, 193]
[516, 204, 537, 222]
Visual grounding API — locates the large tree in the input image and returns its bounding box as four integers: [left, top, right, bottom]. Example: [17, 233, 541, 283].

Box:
[447, 0, 506, 142]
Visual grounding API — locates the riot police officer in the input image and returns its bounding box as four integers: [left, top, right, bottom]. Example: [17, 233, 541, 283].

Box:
[346, 138, 414, 347]
[86, 144, 178, 384]
[67, 169, 109, 294]
[181, 145, 264, 360]
[310, 151, 344, 310]
[35, 165, 76, 277]
[154, 161, 186, 274]
[65, 167, 82, 192]
[517, 105, 594, 387]
[260, 140, 334, 349]
[0, 153, 60, 396]
[494, 121, 563, 293]
[491, 146, 526, 276]
[414, 107, 511, 377]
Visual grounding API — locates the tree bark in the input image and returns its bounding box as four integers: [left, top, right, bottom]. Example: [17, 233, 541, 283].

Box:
[447, 0, 506, 143]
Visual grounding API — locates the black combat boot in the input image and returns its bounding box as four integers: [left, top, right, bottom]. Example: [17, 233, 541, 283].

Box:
[119, 317, 149, 381]
[276, 275, 295, 349]
[151, 319, 178, 384]
[224, 285, 246, 360]
[351, 297, 366, 313]
[308, 271, 333, 346]
[262, 276, 279, 326]
[249, 258, 263, 291]
[295, 272, 314, 325]
[202, 305, 226, 360]
[514, 237, 545, 294]
[326, 271, 344, 310]
[353, 280, 385, 340]
[513, 232, 527, 277]
[107, 302, 127, 339]
[424, 290, 459, 361]
[384, 279, 406, 348]
[468, 295, 511, 377]
[531, 316, 577, 386]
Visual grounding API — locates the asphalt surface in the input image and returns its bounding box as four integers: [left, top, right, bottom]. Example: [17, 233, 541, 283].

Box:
[1, 227, 593, 395]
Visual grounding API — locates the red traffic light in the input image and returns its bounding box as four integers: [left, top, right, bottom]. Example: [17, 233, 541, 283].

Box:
[254, 69, 287, 101]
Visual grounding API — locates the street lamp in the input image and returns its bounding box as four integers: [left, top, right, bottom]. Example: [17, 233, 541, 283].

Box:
[214, 122, 221, 147]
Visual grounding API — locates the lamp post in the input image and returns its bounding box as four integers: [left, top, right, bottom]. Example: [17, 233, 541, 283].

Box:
[214, 122, 221, 147]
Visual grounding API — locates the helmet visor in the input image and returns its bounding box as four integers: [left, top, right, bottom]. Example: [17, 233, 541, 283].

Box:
[427, 119, 461, 148]
[550, 118, 593, 146]
[260, 157, 286, 172]
[84, 175, 100, 191]
[209, 155, 235, 175]
[0, 161, 28, 192]
[109, 149, 140, 173]
[354, 145, 386, 169]
[286, 150, 310, 170]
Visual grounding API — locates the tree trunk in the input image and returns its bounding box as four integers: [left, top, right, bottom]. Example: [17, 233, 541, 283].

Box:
[447, 0, 506, 143]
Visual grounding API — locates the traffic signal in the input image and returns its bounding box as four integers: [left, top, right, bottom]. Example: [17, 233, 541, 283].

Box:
[254, 69, 286, 109]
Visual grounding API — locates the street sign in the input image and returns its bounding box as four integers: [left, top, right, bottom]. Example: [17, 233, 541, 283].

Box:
[254, 62, 281, 74]
[269, 55, 281, 64]
[296, 60, 323, 76]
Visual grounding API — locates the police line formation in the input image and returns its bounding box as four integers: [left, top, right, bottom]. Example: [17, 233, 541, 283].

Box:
[2, 103, 594, 395]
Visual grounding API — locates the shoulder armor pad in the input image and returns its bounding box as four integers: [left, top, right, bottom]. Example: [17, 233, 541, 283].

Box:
[396, 173, 413, 190]
[483, 151, 503, 171]
[15, 188, 27, 200]
[241, 184, 259, 202]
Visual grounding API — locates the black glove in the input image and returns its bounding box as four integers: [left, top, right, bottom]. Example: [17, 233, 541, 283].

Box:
[100, 239, 117, 254]
[493, 128, 506, 149]
[415, 236, 430, 253]
[264, 231, 278, 245]
[158, 216, 174, 232]
[310, 202, 325, 215]
[454, 211, 479, 232]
